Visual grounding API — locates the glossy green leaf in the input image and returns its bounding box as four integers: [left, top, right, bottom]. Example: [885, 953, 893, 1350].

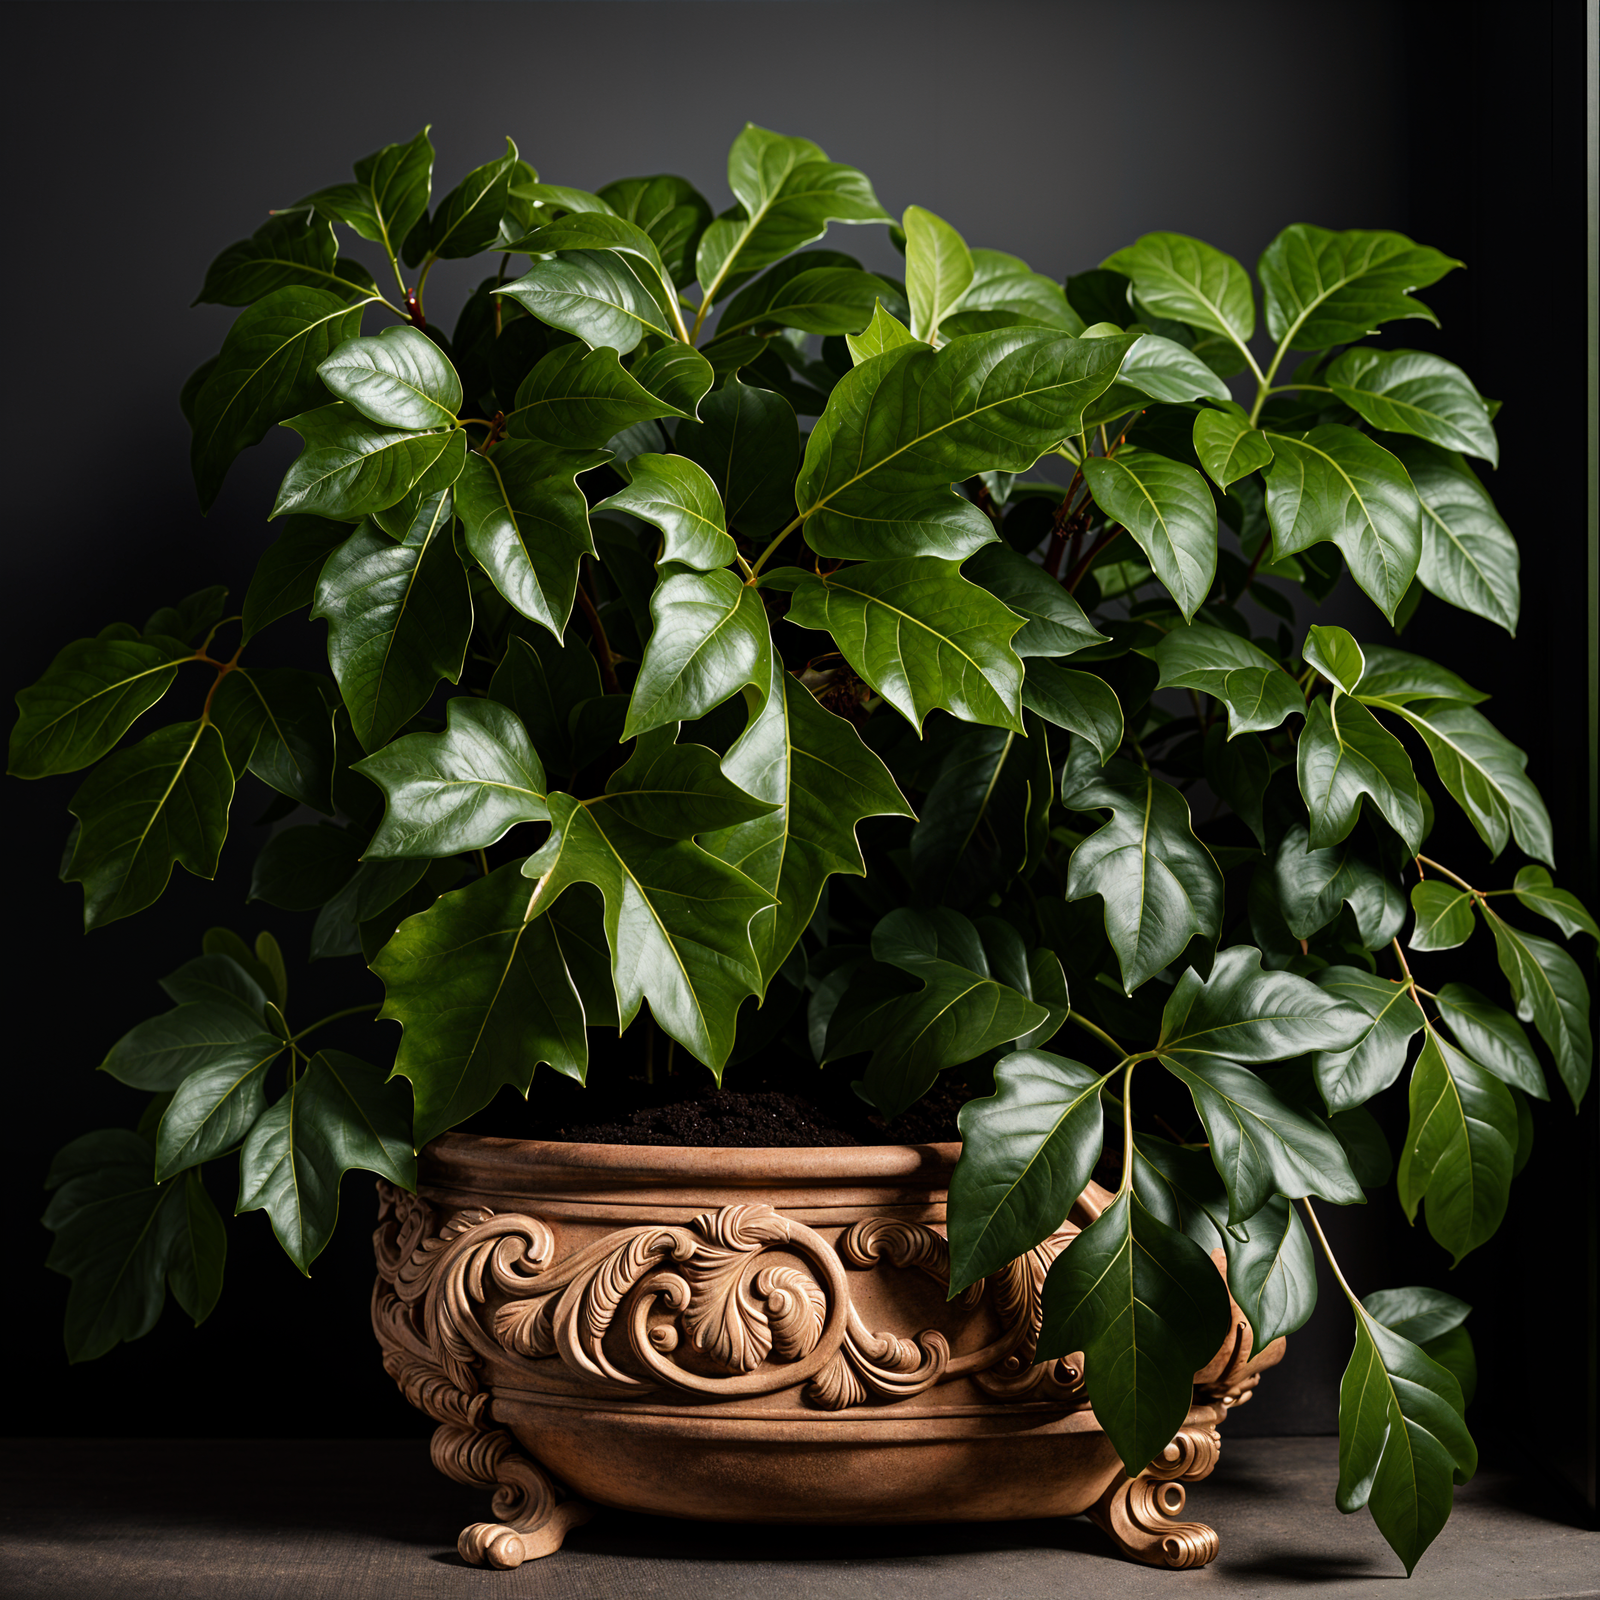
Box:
[1263, 426, 1421, 621]
[775, 559, 1025, 733]
[1511, 865, 1599, 943]
[695, 124, 889, 306]
[1037, 1189, 1233, 1474]
[1326, 349, 1496, 466]
[626, 566, 772, 738]
[1141, 622, 1303, 737]
[1397, 1027, 1516, 1264]
[675, 375, 800, 538]
[903, 206, 974, 342]
[631, 344, 715, 420]
[593, 452, 736, 570]
[99, 1000, 274, 1093]
[1092, 335, 1232, 423]
[159, 953, 270, 1022]
[310, 518, 471, 752]
[508, 343, 694, 450]
[1434, 984, 1546, 1101]
[1363, 697, 1551, 865]
[1102, 233, 1255, 357]
[355, 697, 549, 858]
[846, 300, 918, 363]
[168, 1170, 228, 1327]
[1335, 1296, 1475, 1576]
[426, 137, 520, 259]
[155, 1033, 283, 1180]
[317, 326, 461, 430]
[598, 173, 713, 284]
[1061, 748, 1222, 991]
[795, 328, 1132, 562]
[702, 658, 911, 985]
[718, 260, 888, 338]
[194, 208, 364, 307]
[190, 288, 368, 512]
[1297, 696, 1424, 854]
[1311, 966, 1425, 1113]
[909, 723, 1035, 905]
[455, 440, 604, 636]
[1303, 624, 1365, 695]
[487, 630, 602, 776]
[241, 516, 350, 642]
[1351, 643, 1485, 707]
[10, 633, 190, 779]
[1484, 911, 1592, 1108]
[271, 403, 464, 522]
[236, 1050, 414, 1274]
[948, 1050, 1111, 1292]
[522, 792, 773, 1077]
[1274, 824, 1406, 948]
[1081, 449, 1217, 620]
[1203, 725, 1272, 850]
[1388, 440, 1518, 635]
[300, 128, 434, 264]
[1129, 1133, 1228, 1252]
[1363, 1285, 1471, 1346]
[953, 248, 1084, 334]
[504, 212, 670, 284]
[1224, 1195, 1319, 1348]
[963, 544, 1103, 658]
[1021, 662, 1123, 765]
[64, 721, 233, 930]
[600, 725, 774, 839]
[249, 823, 360, 912]
[1258, 224, 1461, 348]
[1409, 881, 1474, 951]
[498, 250, 674, 353]
[1193, 407, 1274, 491]
[827, 909, 1048, 1120]
[227, 668, 339, 814]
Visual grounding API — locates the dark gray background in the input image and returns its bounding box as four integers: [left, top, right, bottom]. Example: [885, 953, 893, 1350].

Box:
[3, 0, 1592, 1513]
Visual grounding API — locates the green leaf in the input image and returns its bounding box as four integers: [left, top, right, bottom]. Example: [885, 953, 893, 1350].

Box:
[1081, 449, 1217, 620]
[195, 208, 369, 307]
[1096, 334, 1231, 417]
[1351, 643, 1485, 707]
[1363, 1285, 1471, 1345]
[695, 124, 889, 305]
[376, 866, 614, 1144]
[504, 211, 670, 284]
[1203, 725, 1272, 849]
[1102, 233, 1255, 360]
[600, 725, 775, 839]
[795, 328, 1132, 561]
[508, 343, 695, 450]
[522, 793, 773, 1078]
[1311, 966, 1426, 1113]
[826, 910, 1048, 1121]
[1434, 983, 1546, 1101]
[1258, 224, 1461, 348]
[498, 250, 674, 353]
[300, 128, 434, 265]
[159, 952, 270, 1021]
[1397, 1027, 1516, 1264]
[10, 632, 190, 779]
[1364, 698, 1551, 866]
[155, 1031, 284, 1180]
[1037, 1189, 1233, 1474]
[1021, 662, 1123, 765]
[774, 559, 1025, 733]
[1060, 749, 1222, 992]
[1484, 911, 1593, 1108]
[631, 344, 715, 420]
[1326, 348, 1497, 466]
[1303, 623, 1365, 695]
[189, 287, 368, 512]
[963, 543, 1105, 657]
[1193, 407, 1274, 491]
[64, 721, 233, 930]
[1512, 865, 1599, 944]
[249, 822, 360, 912]
[355, 697, 549, 858]
[1409, 881, 1474, 951]
[100, 1000, 274, 1092]
[230, 668, 339, 814]
[1297, 696, 1425, 854]
[455, 440, 604, 636]
[952, 248, 1084, 334]
[1335, 1298, 1475, 1576]
[948, 1050, 1110, 1292]
[310, 854, 431, 961]
[702, 659, 911, 985]
[426, 137, 520, 259]
[1419, 1325, 1477, 1408]
[42, 1130, 195, 1361]
[675, 375, 800, 538]
[310, 518, 472, 753]
[598, 173, 713, 284]
[1225, 1196, 1319, 1348]
[487, 630, 603, 777]
[846, 300, 918, 364]
[1274, 824, 1406, 947]
[593, 452, 736, 570]
[271, 403, 465, 522]
[1387, 440, 1518, 636]
[626, 566, 773, 739]
[1140, 622, 1303, 737]
[168, 1170, 227, 1327]
[1129, 1133, 1227, 1252]
[236, 1050, 415, 1274]
[317, 326, 462, 430]
[241, 516, 350, 642]
[1263, 426, 1421, 621]
[909, 724, 1035, 905]
[903, 205, 974, 343]
[717, 259, 890, 338]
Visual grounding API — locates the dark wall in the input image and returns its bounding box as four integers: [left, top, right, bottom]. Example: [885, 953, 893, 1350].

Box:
[3, 0, 1591, 1498]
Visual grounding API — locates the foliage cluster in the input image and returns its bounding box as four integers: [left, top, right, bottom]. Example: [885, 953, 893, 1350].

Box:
[14, 125, 1595, 1574]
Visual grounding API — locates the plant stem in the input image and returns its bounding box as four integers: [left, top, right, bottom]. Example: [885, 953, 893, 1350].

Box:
[750, 514, 805, 577]
[1415, 855, 1478, 894]
[477, 849, 491, 877]
[1067, 1009, 1126, 1057]
[573, 581, 619, 694]
[288, 1003, 381, 1044]
[1390, 937, 1417, 988]
[1299, 1197, 1360, 1306]
[1117, 1057, 1137, 1197]
[1065, 525, 1122, 593]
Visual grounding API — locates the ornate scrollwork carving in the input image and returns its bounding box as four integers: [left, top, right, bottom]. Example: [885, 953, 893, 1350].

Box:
[1088, 1472, 1220, 1569]
[969, 1225, 1090, 1403]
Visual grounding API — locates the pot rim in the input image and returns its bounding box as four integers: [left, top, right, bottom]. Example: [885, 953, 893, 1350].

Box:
[422, 1129, 962, 1190]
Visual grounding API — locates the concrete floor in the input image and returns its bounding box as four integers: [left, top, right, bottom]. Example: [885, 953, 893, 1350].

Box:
[3, 1436, 1595, 1599]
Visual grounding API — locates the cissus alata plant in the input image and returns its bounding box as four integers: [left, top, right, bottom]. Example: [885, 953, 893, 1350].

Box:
[14, 124, 1595, 1576]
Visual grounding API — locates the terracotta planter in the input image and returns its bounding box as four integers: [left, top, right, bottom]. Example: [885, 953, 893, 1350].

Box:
[373, 1133, 1283, 1570]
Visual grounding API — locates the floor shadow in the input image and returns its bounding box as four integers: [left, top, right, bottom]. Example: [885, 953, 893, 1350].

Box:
[1222, 1550, 1397, 1583]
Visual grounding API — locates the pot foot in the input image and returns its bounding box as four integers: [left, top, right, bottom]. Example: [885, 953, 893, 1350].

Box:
[431, 1422, 594, 1566]
[1087, 1474, 1219, 1569]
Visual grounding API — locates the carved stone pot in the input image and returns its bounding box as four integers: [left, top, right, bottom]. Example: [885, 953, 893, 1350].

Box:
[372, 1134, 1283, 1571]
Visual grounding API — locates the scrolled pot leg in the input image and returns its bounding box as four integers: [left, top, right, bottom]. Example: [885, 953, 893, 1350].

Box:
[431, 1421, 594, 1566]
[1087, 1473, 1219, 1569]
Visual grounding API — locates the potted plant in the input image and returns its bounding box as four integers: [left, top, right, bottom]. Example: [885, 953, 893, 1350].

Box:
[17, 123, 1593, 1577]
